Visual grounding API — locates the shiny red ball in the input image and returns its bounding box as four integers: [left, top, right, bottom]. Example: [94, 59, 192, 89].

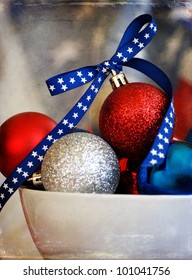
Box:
[99, 82, 170, 168]
[0, 112, 57, 177]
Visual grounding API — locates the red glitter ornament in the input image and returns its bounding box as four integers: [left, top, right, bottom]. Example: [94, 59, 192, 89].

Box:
[99, 72, 170, 169]
[0, 112, 57, 177]
[115, 158, 138, 194]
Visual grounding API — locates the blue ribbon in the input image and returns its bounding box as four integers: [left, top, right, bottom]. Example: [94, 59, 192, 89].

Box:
[0, 14, 174, 212]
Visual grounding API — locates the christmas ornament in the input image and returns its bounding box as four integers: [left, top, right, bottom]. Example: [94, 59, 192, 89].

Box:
[24, 171, 44, 190]
[139, 141, 192, 194]
[115, 158, 138, 194]
[99, 71, 170, 169]
[0, 112, 57, 177]
[41, 132, 120, 193]
[173, 49, 192, 140]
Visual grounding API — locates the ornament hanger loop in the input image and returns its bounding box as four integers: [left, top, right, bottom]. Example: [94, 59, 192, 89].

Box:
[110, 70, 128, 89]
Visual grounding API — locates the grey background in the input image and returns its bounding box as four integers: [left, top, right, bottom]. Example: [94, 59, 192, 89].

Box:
[0, 0, 192, 259]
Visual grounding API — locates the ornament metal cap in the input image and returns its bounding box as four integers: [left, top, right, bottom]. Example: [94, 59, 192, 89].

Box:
[24, 171, 44, 190]
[110, 70, 128, 89]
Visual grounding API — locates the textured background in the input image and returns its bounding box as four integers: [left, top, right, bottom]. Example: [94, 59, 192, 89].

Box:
[0, 0, 191, 259]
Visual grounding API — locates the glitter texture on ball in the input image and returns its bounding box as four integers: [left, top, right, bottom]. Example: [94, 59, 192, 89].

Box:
[99, 82, 170, 168]
[41, 132, 120, 193]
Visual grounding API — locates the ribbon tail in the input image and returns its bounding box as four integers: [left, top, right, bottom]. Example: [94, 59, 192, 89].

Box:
[123, 58, 175, 192]
[124, 57, 174, 168]
[0, 71, 108, 212]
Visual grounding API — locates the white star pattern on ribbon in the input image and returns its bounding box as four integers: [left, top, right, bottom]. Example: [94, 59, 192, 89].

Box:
[143, 102, 174, 167]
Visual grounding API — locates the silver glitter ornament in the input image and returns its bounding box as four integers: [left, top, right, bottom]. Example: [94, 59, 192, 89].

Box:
[41, 132, 120, 193]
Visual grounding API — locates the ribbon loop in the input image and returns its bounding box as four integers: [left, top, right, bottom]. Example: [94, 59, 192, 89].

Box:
[46, 14, 157, 97]
[0, 14, 174, 213]
[47, 65, 99, 96]
[117, 14, 155, 50]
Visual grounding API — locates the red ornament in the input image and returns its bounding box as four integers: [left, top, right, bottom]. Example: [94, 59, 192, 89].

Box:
[115, 158, 138, 194]
[173, 49, 192, 140]
[0, 112, 57, 177]
[173, 79, 192, 140]
[99, 79, 170, 169]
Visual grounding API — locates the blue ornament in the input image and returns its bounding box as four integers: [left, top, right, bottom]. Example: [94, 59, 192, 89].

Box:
[138, 141, 192, 194]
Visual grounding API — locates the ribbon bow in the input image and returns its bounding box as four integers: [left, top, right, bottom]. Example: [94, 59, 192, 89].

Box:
[47, 14, 157, 96]
[0, 14, 174, 212]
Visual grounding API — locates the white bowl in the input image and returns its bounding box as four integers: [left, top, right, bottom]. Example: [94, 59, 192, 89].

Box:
[19, 187, 192, 259]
